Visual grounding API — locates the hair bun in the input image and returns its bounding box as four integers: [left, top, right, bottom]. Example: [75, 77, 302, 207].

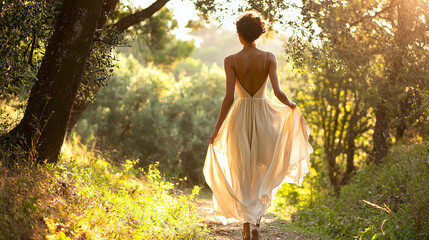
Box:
[236, 12, 266, 42]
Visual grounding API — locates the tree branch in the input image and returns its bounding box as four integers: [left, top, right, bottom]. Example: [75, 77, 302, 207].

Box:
[350, 0, 396, 27]
[98, 0, 120, 29]
[112, 0, 170, 32]
[335, 89, 350, 155]
[28, 31, 37, 66]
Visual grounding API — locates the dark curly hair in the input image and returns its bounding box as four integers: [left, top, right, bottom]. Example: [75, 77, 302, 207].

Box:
[236, 12, 266, 43]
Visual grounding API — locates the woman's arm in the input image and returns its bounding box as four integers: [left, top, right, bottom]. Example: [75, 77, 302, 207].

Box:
[209, 56, 237, 144]
[267, 52, 297, 109]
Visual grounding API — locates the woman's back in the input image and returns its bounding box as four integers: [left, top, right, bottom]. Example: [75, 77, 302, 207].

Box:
[233, 49, 268, 96]
[204, 11, 313, 239]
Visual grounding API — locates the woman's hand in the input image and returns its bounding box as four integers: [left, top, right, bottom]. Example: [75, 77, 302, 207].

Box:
[288, 101, 297, 109]
[209, 130, 218, 144]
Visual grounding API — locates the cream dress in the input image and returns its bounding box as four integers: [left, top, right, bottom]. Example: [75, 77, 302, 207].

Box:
[203, 53, 313, 224]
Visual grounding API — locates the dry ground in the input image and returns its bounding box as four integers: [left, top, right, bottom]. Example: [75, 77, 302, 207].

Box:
[196, 198, 325, 240]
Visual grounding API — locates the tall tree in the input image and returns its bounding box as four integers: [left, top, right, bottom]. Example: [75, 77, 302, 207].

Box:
[1, 0, 172, 163]
[1, 0, 291, 164]
[291, 0, 429, 164]
[67, 6, 195, 135]
[287, 39, 373, 192]
[3, 0, 104, 163]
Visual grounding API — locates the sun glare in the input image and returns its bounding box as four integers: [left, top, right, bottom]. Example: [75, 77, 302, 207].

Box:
[128, 0, 248, 40]
[128, 0, 201, 43]
[127, 0, 301, 47]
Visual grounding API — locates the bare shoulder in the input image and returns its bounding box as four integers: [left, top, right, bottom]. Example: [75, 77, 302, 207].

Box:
[265, 51, 277, 67]
[265, 51, 277, 61]
[224, 54, 236, 65]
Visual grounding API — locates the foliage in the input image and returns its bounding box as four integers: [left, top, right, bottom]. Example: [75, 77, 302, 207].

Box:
[0, 141, 210, 239]
[77, 25, 126, 104]
[73, 54, 224, 183]
[284, 0, 429, 190]
[133, 8, 195, 67]
[172, 58, 204, 79]
[0, 0, 124, 107]
[288, 43, 374, 192]
[0, 0, 62, 100]
[271, 166, 328, 221]
[117, 7, 196, 69]
[194, 0, 293, 26]
[275, 143, 429, 239]
[0, 99, 21, 134]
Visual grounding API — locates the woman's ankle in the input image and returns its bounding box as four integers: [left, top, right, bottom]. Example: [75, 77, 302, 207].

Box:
[242, 222, 251, 239]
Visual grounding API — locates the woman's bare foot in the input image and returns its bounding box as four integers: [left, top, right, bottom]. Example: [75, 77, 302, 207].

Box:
[242, 222, 251, 240]
[251, 223, 261, 240]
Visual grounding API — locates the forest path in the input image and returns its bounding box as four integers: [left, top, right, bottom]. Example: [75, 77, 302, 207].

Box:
[196, 198, 322, 240]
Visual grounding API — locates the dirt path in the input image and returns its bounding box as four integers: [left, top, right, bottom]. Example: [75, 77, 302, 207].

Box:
[196, 198, 323, 240]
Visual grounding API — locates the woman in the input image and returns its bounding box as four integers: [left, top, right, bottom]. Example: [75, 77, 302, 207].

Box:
[203, 12, 313, 240]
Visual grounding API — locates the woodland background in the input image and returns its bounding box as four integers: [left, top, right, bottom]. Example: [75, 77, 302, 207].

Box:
[0, 0, 428, 239]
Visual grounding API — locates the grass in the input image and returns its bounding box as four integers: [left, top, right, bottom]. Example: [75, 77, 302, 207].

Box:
[0, 141, 211, 240]
[273, 142, 429, 240]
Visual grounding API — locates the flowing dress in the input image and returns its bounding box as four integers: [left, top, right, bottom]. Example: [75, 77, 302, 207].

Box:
[203, 54, 314, 223]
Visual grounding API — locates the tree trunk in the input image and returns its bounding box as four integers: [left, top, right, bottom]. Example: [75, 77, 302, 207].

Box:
[67, 0, 170, 134]
[395, 91, 414, 139]
[340, 102, 359, 185]
[326, 149, 340, 194]
[370, 0, 408, 164]
[370, 102, 389, 164]
[3, 0, 104, 163]
[66, 0, 119, 136]
[395, 97, 407, 139]
[342, 132, 356, 184]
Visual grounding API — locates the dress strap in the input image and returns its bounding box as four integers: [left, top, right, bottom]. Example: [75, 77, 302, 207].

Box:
[263, 51, 267, 70]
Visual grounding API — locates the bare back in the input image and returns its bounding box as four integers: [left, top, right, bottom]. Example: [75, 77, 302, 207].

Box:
[232, 49, 268, 96]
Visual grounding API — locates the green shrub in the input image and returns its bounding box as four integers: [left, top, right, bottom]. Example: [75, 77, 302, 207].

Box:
[276, 143, 429, 239]
[0, 142, 211, 239]
[73, 54, 224, 183]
